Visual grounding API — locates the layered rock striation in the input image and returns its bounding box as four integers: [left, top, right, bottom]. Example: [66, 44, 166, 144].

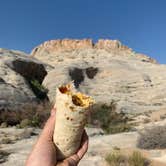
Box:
[31, 39, 157, 64]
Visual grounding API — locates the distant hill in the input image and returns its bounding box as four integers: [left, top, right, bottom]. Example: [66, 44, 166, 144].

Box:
[0, 39, 166, 114]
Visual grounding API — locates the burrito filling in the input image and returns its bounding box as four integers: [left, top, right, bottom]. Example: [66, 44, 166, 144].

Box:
[59, 84, 94, 107]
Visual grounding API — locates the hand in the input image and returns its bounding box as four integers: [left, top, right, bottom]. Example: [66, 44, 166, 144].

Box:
[26, 108, 89, 166]
[57, 131, 88, 166]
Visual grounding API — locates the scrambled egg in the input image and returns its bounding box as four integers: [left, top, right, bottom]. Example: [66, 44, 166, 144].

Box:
[59, 83, 94, 107]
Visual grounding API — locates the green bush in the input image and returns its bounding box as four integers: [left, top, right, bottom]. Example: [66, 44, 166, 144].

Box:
[31, 115, 40, 127]
[29, 79, 48, 100]
[137, 125, 166, 149]
[88, 101, 132, 134]
[30, 79, 46, 92]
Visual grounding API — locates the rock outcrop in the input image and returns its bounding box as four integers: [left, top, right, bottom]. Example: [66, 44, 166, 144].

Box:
[31, 39, 93, 55]
[0, 39, 164, 114]
[30, 39, 166, 114]
[0, 49, 47, 111]
[1, 39, 166, 166]
[31, 39, 157, 64]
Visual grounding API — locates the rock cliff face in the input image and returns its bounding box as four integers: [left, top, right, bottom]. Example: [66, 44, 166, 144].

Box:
[31, 39, 166, 114]
[31, 39, 157, 64]
[0, 49, 47, 111]
[31, 39, 93, 55]
[1, 39, 166, 166]
[31, 39, 131, 54]
[0, 39, 164, 114]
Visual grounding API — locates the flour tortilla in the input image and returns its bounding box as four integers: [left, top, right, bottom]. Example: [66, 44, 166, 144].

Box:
[53, 83, 94, 160]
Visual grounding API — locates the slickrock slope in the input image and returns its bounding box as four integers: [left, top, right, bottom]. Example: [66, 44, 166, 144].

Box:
[1, 39, 166, 166]
[31, 39, 166, 114]
[0, 39, 165, 114]
[0, 48, 47, 111]
[1, 127, 166, 166]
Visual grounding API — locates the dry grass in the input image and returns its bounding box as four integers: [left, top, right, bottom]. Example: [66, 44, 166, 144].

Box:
[105, 150, 128, 166]
[105, 150, 150, 166]
[128, 151, 150, 166]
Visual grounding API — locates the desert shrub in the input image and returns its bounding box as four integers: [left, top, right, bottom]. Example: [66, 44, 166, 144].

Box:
[105, 150, 128, 166]
[88, 101, 132, 134]
[0, 150, 10, 164]
[29, 79, 48, 100]
[137, 125, 166, 149]
[1, 138, 13, 144]
[19, 119, 31, 128]
[30, 114, 41, 127]
[106, 150, 150, 166]
[128, 151, 150, 166]
[106, 123, 132, 134]
[0, 122, 7, 128]
[0, 101, 52, 128]
[0, 109, 20, 126]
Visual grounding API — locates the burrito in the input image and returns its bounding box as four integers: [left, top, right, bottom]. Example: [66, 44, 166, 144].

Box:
[53, 83, 94, 160]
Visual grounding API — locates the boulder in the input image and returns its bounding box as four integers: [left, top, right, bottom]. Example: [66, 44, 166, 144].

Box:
[0, 48, 47, 111]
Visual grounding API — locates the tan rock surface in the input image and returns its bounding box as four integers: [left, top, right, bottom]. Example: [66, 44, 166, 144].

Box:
[30, 39, 166, 114]
[1, 127, 166, 166]
[31, 39, 93, 56]
[0, 48, 47, 111]
[31, 39, 156, 64]
[1, 39, 166, 166]
[0, 127, 138, 166]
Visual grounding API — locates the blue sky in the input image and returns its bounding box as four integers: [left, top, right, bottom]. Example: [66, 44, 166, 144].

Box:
[0, 0, 166, 64]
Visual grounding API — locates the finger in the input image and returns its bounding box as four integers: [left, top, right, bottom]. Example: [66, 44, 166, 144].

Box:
[51, 108, 56, 116]
[64, 154, 80, 166]
[62, 131, 88, 165]
[77, 130, 89, 159]
[40, 108, 56, 141]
